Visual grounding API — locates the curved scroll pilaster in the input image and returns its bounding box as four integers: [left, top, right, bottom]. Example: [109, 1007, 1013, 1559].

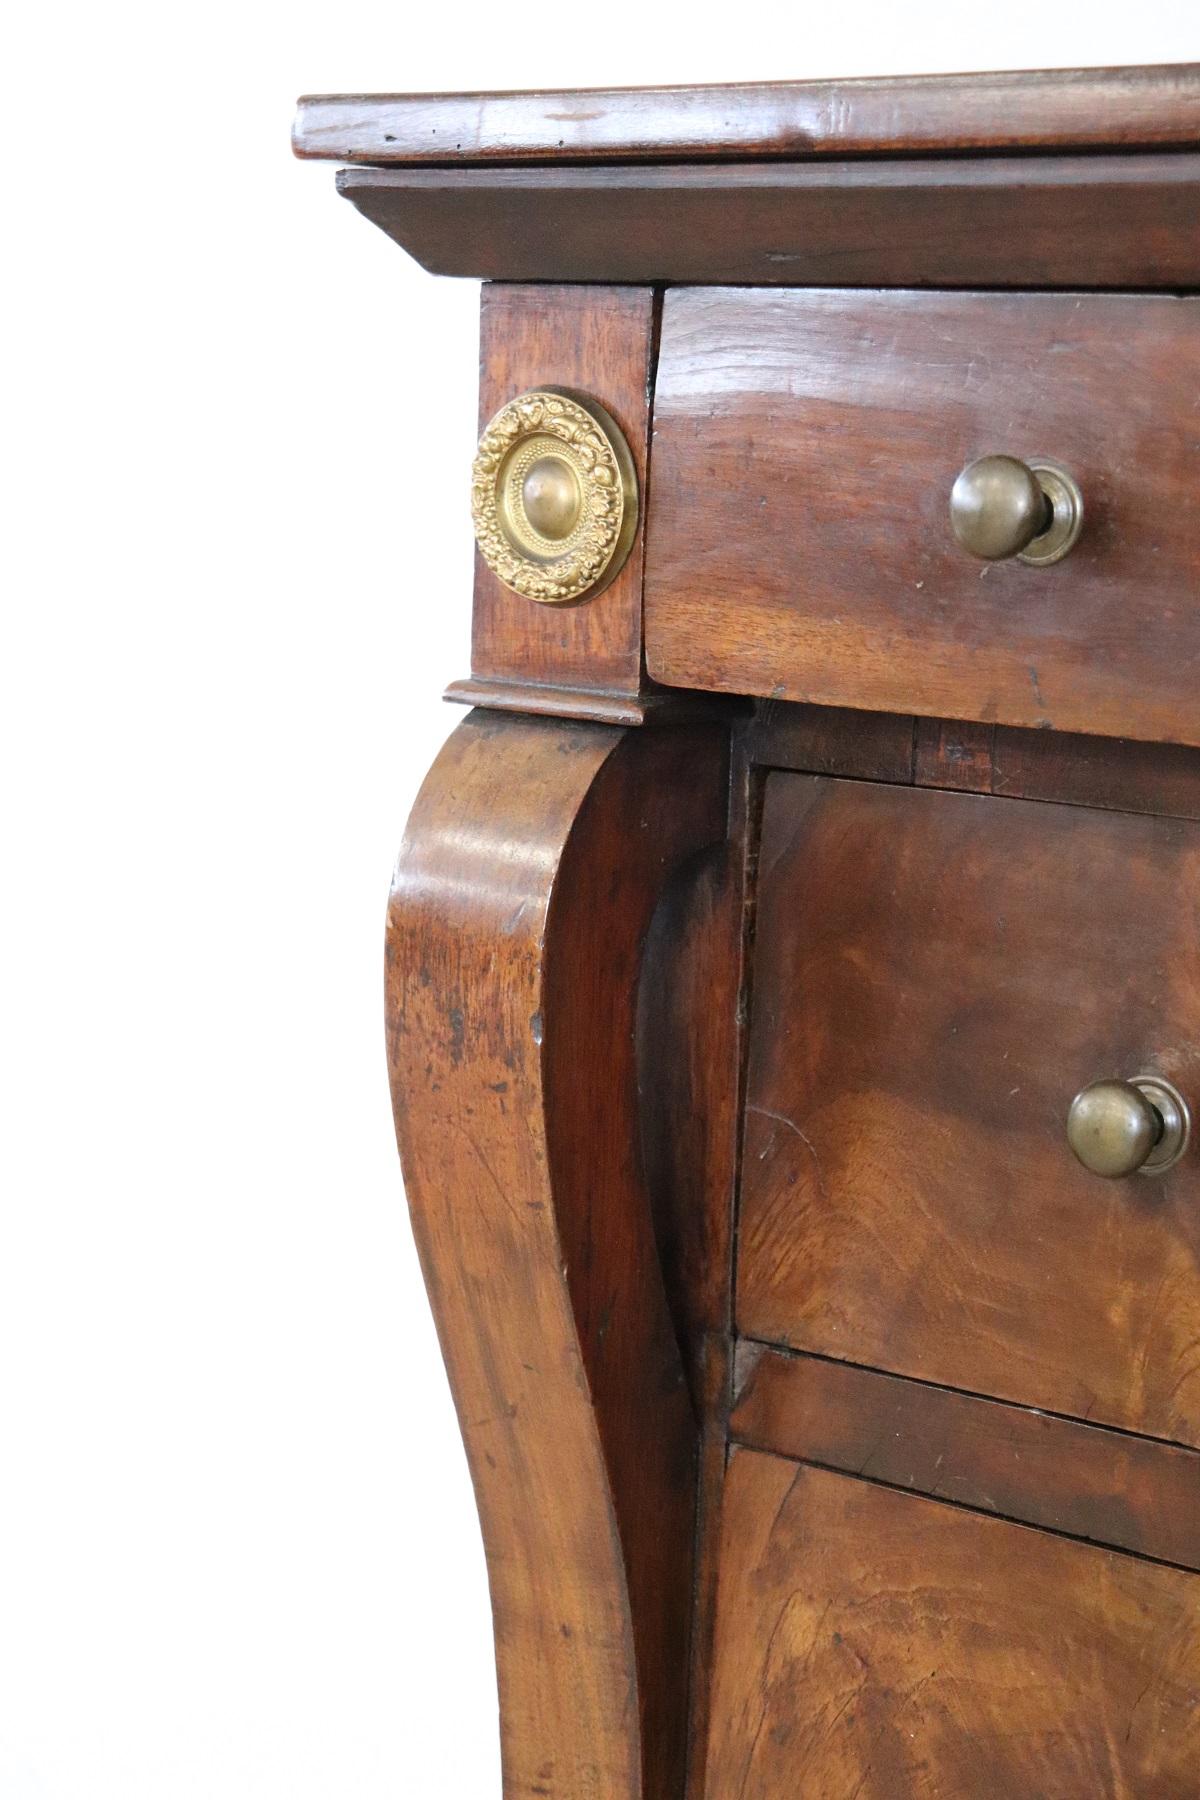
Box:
[386, 709, 729, 1798]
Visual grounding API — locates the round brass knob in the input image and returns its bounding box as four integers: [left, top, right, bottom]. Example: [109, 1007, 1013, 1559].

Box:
[1066, 1075, 1191, 1178]
[520, 455, 581, 541]
[470, 388, 639, 604]
[950, 455, 1083, 566]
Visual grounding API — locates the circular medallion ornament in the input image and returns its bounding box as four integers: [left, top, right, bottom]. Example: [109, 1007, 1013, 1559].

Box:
[470, 388, 639, 604]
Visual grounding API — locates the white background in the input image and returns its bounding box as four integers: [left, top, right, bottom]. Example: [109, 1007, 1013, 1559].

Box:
[3, 4, 1195, 1794]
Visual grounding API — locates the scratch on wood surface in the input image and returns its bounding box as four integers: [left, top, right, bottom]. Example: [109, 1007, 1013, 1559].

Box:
[748, 1103, 829, 1199]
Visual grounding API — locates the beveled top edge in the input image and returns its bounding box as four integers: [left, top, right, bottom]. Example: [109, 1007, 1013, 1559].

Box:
[294, 63, 1200, 166]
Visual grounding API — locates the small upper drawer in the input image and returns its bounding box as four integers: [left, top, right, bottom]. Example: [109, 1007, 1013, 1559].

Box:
[644, 288, 1200, 746]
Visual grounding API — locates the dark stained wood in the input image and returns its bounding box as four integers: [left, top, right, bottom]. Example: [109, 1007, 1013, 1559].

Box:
[706, 1450, 1200, 1798]
[748, 701, 1200, 821]
[444, 675, 649, 726]
[388, 709, 728, 1797]
[295, 64, 1200, 164]
[445, 675, 691, 728]
[337, 154, 1200, 289]
[745, 701, 915, 784]
[637, 842, 741, 1396]
[471, 284, 655, 705]
[994, 723, 1200, 820]
[631, 796, 747, 1799]
[731, 1343, 1200, 1570]
[740, 775, 1200, 1447]
[684, 1333, 734, 1800]
[679, 745, 762, 1800]
[914, 716, 995, 791]
[647, 287, 1200, 745]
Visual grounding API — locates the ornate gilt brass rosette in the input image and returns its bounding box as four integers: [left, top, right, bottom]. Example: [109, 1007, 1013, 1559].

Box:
[470, 388, 639, 604]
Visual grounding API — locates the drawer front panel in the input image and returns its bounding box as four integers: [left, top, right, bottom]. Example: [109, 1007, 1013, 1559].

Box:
[706, 1450, 1200, 1798]
[645, 287, 1200, 745]
[739, 774, 1200, 1444]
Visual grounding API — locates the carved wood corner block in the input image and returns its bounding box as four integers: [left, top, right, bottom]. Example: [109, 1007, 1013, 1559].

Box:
[385, 709, 729, 1797]
[467, 285, 657, 713]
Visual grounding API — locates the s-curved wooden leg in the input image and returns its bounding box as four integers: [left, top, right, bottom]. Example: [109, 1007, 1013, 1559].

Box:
[386, 709, 730, 1798]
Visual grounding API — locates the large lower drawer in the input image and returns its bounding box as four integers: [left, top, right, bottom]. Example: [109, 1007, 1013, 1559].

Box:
[706, 1450, 1200, 1797]
[738, 773, 1200, 1445]
[644, 287, 1200, 745]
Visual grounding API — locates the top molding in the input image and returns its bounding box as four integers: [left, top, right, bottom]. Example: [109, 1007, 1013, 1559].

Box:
[294, 63, 1200, 166]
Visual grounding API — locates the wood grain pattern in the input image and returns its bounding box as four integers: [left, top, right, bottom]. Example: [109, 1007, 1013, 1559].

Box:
[748, 701, 1200, 821]
[637, 843, 742, 1398]
[745, 702, 915, 784]
[685, 1333, 736, 1800]
[914, 716, 995, 792]
[471, 285, 655, 707]
[731, 1343, 1200, 1570]
[387, 709, 727, 1797]
[646, 287, 1200, 746]
[295, 64, 1200, 163]
[740, 775, 1200, 1446]
[680, 742, 763, 1800]
[337, 155, 1200, 289]
[992, 724, 1200, 820]
[443, 676, 706, 728]
[706, 1450, 1200, 1798]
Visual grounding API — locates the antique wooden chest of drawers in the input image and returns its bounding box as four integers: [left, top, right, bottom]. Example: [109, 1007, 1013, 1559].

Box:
[297, 63, 1200, 1797]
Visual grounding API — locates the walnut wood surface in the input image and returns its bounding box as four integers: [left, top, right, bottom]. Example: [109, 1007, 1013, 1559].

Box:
[748, 700, 1200, 820]
[706, 1450, 1200, 1797]
[471, 285, 655, 706]
[740, 775, 1200, 1446]
[295, 64, 1200, 164]
[338, 155, 1200, 289]
[647, 287, 1200, 745]
[637, 845, 742, 1400]
[731, 1343, 1200, 1569]
[443, 676, 701, 727]
[992, 724, 1200, 820]
[318, 52, 1200, 1789]
[387, 710, 727, 1797]
[746, 702, 917, 785]
[634, 838, 749, 1789]
[913, 716, 995, 792]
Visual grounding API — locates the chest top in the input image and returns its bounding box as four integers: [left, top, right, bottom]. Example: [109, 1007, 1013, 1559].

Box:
[294, 64, 1200, 290]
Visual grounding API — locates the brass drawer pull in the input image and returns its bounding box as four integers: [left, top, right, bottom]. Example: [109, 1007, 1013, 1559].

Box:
[950, 454, 1083, 566]
[1067, 1075, 1191, 1178]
